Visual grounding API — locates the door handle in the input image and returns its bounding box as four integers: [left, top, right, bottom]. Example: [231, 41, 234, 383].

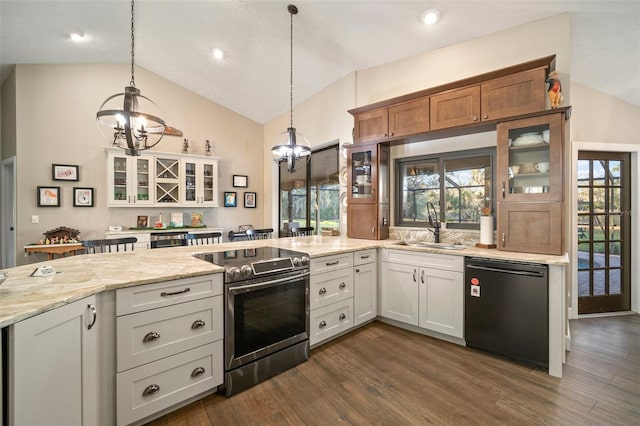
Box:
[86, 304, 97, 330]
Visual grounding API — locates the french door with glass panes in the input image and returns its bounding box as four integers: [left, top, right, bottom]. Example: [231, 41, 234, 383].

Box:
[577, 151, 631, 314]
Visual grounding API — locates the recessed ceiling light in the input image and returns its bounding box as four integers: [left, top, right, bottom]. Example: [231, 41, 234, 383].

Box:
[212, 48, 224, 60]
[69, 33, 87, 42]
[421, 8, 440, 25]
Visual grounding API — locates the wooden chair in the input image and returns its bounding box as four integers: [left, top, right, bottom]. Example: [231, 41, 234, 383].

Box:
[247, 228, 274, 240]
[184, 232, 222, 245]
[289, 226, 314, 237]
[82, 237, 137, 254]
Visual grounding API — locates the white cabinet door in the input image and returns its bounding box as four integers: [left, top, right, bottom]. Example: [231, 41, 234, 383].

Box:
[380, 262, 419, 326]
[107, 151, 154, 206]
[9, 296, 98, 426]
[182, 158, 219, 207]
[418, 268, 464, 338]
[354, 262, 377, 325]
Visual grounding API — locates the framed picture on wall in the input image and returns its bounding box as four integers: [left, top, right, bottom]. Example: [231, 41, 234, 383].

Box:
[233, 175, 248, 188]
[52, 164, 79, 181]
[224, 191, 237, 207]
[37, 186, 60, 207]
[73, 187, 94, 207]
[244, 192, 256, 208]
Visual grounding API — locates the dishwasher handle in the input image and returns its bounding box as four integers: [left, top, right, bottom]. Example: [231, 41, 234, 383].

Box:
[466, 264, 545, 278]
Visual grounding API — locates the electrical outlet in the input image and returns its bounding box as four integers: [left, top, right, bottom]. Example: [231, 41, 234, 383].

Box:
[31, 215, 39, 224]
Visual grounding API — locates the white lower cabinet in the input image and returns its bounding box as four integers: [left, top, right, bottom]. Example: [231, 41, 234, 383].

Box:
[8, 295, 98, 426]
[309, 252, 354, 346]
[381, 249, 464, 339]
[380, 261, 419, 325]
[115, 274, 224, 425]
[354, 249, 378, 325]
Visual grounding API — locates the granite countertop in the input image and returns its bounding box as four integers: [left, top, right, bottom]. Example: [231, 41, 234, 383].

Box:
[0, 236, 567, 328]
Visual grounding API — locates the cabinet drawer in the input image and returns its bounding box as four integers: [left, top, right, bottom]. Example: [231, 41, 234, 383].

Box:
[117, 296, 223, 371]
[354, 249, 377, 266]
[310, 299, 354, 346]
[116, 341, 222, 426]
[310, 253, 353, 274]
[310, 268, 353, 310]
[381, 249, 463, 272]
[116, 274, 223, 315]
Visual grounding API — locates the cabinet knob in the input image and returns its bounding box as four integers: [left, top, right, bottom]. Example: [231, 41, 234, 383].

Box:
[339, 282, 346, 289]
[143, 331, 160, 343]
[142, 384, 160, 397]
[191, 367, 206, 378]
[390, 132, 394, 136]
[483, 114, 488, 119]
[319, 287, 327, 295]
[473, 116, 478, 122]
[339, 313, 346, 321]
[355, 268, 360, 273]
[319, 320, 327, 329]
[191, 319, 206, 329]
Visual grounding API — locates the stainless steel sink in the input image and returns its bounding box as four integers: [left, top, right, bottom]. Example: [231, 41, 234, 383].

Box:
[397, 241, 466, 250]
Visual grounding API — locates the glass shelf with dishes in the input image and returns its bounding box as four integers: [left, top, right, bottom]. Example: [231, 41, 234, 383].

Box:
[107, 152, 154, 206]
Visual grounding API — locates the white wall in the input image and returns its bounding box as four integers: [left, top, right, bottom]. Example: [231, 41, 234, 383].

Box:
[10, 64, 263, 265]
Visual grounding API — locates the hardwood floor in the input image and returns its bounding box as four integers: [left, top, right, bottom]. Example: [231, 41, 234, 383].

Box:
[149, 315, 640, 425]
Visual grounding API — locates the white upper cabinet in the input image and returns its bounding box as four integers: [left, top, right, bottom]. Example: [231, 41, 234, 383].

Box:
[106, 148, 220, 208]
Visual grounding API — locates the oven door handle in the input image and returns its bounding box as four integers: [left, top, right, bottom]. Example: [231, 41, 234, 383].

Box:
[229, 272, 310, 292]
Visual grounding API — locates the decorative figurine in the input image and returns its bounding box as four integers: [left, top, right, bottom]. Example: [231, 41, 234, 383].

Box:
[546, 71, 563, 109]
[205, 139, 212, 156]
[182, 138, 189, 154]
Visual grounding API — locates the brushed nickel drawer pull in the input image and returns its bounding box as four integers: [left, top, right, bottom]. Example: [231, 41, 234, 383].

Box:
[339, 282, 346, 289]
[325, 261, 339, 266]
[339, 313, 346, 321]
[191, 319, 206, 329]
[143, 331, 160, 343]
[319, 320, 327, 329]
[360, 255, 370, 259]
[191, 367, 206, 378]
[160, 287, 191, 297]
[142, 384, 160, 397]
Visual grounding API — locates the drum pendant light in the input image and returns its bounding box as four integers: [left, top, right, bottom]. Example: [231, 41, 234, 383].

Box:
[96, 0, 165, 156]
[271, 4, 311, 173]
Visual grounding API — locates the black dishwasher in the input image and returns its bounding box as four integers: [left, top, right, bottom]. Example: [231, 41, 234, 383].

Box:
[464, 257, 548, 368]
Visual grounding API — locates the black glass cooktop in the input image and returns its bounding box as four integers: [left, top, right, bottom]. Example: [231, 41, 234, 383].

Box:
[193, 246, 306, 267]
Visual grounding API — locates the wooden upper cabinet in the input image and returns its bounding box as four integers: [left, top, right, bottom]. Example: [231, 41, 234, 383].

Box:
[388, 98, 429, 138]
[497, 201, 564, 255]
[481, 68, 546, 121]
[354, 108, 388, 143]
[430, 86, 481, 130]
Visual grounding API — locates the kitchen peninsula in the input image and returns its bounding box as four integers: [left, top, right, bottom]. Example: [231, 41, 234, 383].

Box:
[0, 236, 568, 425]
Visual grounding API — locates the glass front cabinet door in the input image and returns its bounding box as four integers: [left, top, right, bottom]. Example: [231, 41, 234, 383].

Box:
[497, 113, 564, 202]
[182, 158, 219, 206]
[348, 144, 378, 204]
[107, 151, 154, 206]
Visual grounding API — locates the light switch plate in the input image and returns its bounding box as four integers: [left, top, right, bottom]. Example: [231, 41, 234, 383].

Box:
[31, 215, 39, 224]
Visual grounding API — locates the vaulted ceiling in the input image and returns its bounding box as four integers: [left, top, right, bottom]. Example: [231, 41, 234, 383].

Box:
[1, 1, 638, 124]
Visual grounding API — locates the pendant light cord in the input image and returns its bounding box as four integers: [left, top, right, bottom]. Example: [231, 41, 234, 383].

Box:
[130, 0, 136, 87]
[289, 7, 294, 129]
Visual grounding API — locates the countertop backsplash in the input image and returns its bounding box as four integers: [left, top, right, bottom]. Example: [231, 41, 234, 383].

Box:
[389, 227, 488, 246]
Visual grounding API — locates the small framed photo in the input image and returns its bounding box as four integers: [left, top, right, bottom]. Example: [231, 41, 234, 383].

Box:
[224, 191, 237, 207]
[244, 192, 256, 208]
[37, 186, 60, 207]
[52, 164, 79, 181]
[73, 187, 94, 207]
[137, 215, 150, 228]
[224, 250, 237, 259]
[233, 175, 248, 188]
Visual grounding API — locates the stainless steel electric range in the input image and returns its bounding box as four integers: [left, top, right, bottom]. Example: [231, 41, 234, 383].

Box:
[193, 247, 310, 396]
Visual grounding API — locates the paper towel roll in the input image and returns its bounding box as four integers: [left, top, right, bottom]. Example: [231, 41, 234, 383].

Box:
[480, 216, 494, 245]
